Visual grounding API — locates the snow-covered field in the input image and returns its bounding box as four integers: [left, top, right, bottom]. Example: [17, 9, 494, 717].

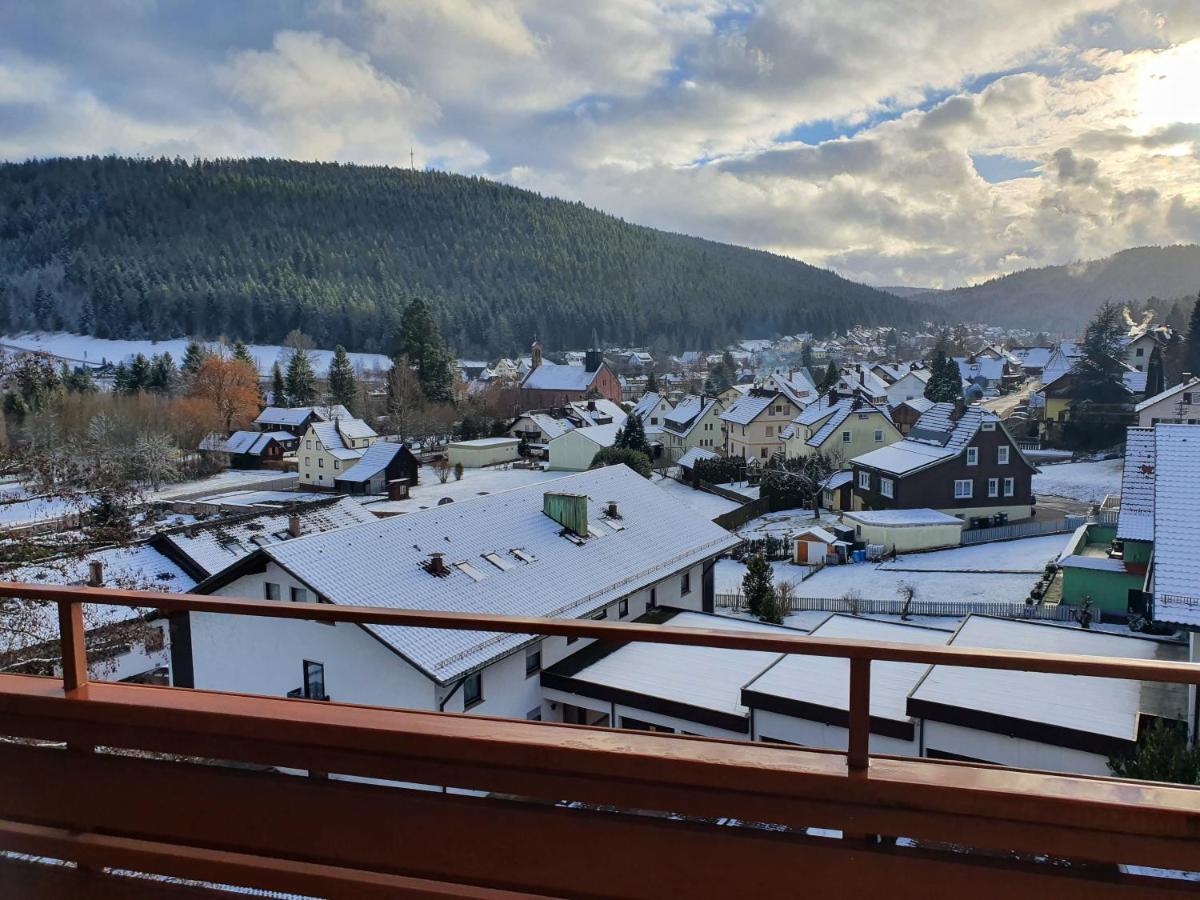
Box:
[1, 332, 392, 376]
[715, 533, 1063, 605]
[878, 534, 1069, 573]
[1032, 458, 1123, 504]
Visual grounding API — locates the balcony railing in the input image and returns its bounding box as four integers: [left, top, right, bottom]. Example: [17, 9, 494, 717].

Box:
[0, 580, 1199, 897]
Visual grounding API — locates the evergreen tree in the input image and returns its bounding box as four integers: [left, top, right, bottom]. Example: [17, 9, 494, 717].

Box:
[801, 344, 814, 369]
[327, 344, 359, 413]
[231, 340, 256, 368]
[181, 340, 208, 377]
[817, 362, 839, 393]
[112, 362, 131, 395]
[941, 356, 963, 401]
[741, 552, 775, 619]
[1109, 719, 1200, 785]
[1145, 346, 1166, 397]
[271, 362, 286, 406]
[645, 371, 659, 394]
[125, 353, 152, 394]
[924, 350, 947, 401]
[393, 298, 453, 403]
[1074, 302, 1130, 403]
[147, 352, 178, 395]
[284, 347, 317, 407]
[619, 413, 650, 456]
[1182, 292, 1200, 377]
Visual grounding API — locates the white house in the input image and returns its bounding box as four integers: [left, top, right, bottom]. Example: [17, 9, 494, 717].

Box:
[178, 467, 740, 727]
[886, 369, 931, 407]
[298, 417, 378, 488]
[547, 423, 623, 471]
[631, 391, 673, 441]
[1135, 378, 1200, 427]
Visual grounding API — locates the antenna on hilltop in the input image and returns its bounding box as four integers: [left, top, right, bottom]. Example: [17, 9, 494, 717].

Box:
[410, 147, 415, 171]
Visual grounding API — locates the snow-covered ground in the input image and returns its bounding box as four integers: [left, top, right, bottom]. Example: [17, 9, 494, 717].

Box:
[1, 331, 391, 376]
[878, 534, 1069, 573]
[0, 494, 78, 527]
[736, 508, 841, 540]
[715, 533, 1063, 605]
[649, 475, 742, 519]
[1033, 458, 1123, 504]
[148, 470, 298, 502]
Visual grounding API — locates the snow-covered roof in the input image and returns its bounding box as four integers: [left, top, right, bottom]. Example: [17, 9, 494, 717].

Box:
[677, 446, 717, 469]
[551, 611, 797, 719]
[6, 543, 195, 592]
[1012, 347, 1052, 369]
[662, 395, 717, 437]
[795, 525, 837, 543]
[896, 397, 934, 414]
[524, 413, 573, 440]
[910, 616, 1185, 747]
[631, 392, 664, 421]
[226, 467, 740, 682]
[255, 405, 350, 428]
[852, 404, 1018, 477]
[1152, 425, 1200, 626]
[1135, 378, 1200, 412]
[842, 509, 963, 527]
[768, 371, 818, 407]
[1123, 370, 1148, 395]
[744, 616, 950, 726]
[805, 396, 892, 449]
[559, 423, 622, 449]
[567, 399, 627, 427]
[953, 356, 1007, 382]
[522, 363, 602, 392]
[219, 430, 293, 456]
[309, 419, 376, 458]
[1117, 427, 1155, 542]
[719, 390, 780, 426]
[335, 441, 413, 484]
[159, 498, 377, 577]
[821, 470, 852, 491]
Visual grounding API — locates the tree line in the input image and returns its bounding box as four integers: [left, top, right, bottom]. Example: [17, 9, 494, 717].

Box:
[0, 156, 925, 357]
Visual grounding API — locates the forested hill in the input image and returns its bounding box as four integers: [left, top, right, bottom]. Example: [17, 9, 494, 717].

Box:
[0, 157, 921, 357]
[916, 245, 1200, 331]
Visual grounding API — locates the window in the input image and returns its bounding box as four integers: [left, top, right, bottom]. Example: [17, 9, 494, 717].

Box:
[264, 582, 281, 601]
[619, 597, 629, 618]
[1136, 347, 1145, 357]
[1003, 477, 1015, 497]
[681, 571, 691, 595]
[334, 460, 340, 470]
[841, 430, 852, 443]
[966, 447, 978, 466]
[981, 422, 995, 431]
[760, 447, 768, 458]
[482, 552, 512, 571]
[593, 608, 608, 620]
[880, 478, 894, 498]
[997, 446, 1010, 465]
[954, 479, 973, 499]
[648, 587, 657, 609]
[454, 561, 486, 581]
[525, 644, 541, 677]
[304, 457, 311, 466]
[873, 429, 884, 442]
[302, 660, 325, 700]
[765, 425, 774, 437]
[305, 440, 311, 449]
[463, 672, 483, 708]
[987, 477, 999, 498]
[290, 586, 309, 603]
[1184, 392, 1194, 405]
[858, 471, 870, 489]
[318, 458, 324, 467]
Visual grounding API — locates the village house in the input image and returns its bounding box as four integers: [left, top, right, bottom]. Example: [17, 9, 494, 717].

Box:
[177, 467, 739, 728]
[333, 441, 420, 495]
[848, 402, 1037, 524]
[661, 394, 722, 461]
[547, 423, 622, 471]
[519, 342, 622, 407]
[719, 388, 801, 460]
[200, 430, 297, 468]
[890, 397, 934, 436]
[298, 416, 378, 488]
[254, 404, 351, 437]
[630, 391, 673, 443]
[780, 390, 900, 467]
[1135, 376, 1200, 426]
[885, 369, 931, 407]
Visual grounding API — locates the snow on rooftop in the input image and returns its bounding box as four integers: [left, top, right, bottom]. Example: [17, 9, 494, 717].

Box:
[676, 447, 717, 469]
[449, 437, 520, 448]
[244, 466, 740, 682]
[910, 616, 1185, 742]
[559, 611, 796, 718]
[744, 615, 950, 724]
[719, 391, 778, 426]
[843, 509, 963, 527]
[1117, 428, 1156, 542]
[1152, 425, 1200, 626]
[522, 364, 602, 392]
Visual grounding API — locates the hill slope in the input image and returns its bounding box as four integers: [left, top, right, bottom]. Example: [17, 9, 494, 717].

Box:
[0, 157, 921, 356]
[917, 245, 1200, 331]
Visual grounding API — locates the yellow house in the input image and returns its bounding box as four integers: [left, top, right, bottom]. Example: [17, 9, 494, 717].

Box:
[299, 417, 378, 489]
[782, 392, 900, 468]
[719, 389, 801, 461]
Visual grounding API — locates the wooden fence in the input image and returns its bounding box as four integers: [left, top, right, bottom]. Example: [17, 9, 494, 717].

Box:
[960, 515, 1084, 545]
[716, 591, 1076, 621]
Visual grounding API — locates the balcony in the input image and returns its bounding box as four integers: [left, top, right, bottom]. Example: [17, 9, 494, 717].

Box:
[1, 581, 1199, 897]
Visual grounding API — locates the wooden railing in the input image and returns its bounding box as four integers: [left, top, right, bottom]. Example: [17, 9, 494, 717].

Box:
[0, 581, 1199, 897]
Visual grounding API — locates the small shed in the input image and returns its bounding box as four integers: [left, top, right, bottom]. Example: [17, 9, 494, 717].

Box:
[841, 509, 964, 553]
[677, 446, 717, 480]
[334, 441, 420, 495]
[447, 437, 521, 469]
[547, 424, 622, 471]
[794, 525, 838, 565]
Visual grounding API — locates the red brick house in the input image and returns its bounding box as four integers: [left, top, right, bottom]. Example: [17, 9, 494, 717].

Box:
[520, 342, 622, 407]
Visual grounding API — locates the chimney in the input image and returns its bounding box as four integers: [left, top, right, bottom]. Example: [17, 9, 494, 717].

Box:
[950, 398, 967, 422]
[87, 559, 104, 587]
[587, 399, 596, 411]
[585, 349, 603, 373]
[288, 512, 302, 538]
[425, 551, 448, 576]
[531, 339, 543, 371]
[605, 500, 621, 519]
[544, 491, 588, 536]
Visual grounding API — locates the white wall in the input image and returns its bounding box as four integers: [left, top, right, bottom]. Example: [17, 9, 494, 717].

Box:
[751, 709, 917, 756]
[922, 720, 1110, 776]
[547, 431, 605, 471]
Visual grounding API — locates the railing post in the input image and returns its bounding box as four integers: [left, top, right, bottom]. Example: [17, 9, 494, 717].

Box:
[57, 599, 88, 694]
[847, 657, 870, 773]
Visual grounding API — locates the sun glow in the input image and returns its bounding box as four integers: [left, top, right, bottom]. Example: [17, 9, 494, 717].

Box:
[1130, 39, 1200, 134]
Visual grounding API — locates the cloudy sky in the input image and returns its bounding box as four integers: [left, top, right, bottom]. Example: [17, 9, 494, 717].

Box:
[2, 1, 1199, 287]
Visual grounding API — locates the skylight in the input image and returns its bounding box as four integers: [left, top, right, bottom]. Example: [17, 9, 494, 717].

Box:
[454, 561, 487, 582]
[482, 552, 512, 571]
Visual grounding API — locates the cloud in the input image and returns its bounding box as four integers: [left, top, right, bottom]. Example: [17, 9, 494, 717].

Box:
[2, 0, 1200, 289]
